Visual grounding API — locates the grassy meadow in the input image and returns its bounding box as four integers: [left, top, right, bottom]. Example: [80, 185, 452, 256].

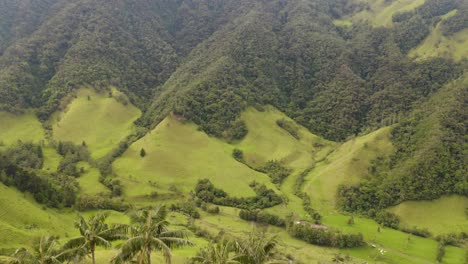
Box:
[0, 111, 44, 149]
[345, 0, 425, 27]
[52, 88, 141, 159]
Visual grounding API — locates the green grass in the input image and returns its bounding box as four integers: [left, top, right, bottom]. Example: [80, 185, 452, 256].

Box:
[236, 106, 335, 216]
[304, 127, 394, 212]
[409, 10, 468, 62]
[349, 0, 425, 27]
[113, 114, 276, 200]
[389, 195, 468, 235]
[76, 162, 110, 195]
[52, 87, 141, 159]
[0, 111, 44, 147]
[0, 182, 76, 248]
[41, 147, 62, 172]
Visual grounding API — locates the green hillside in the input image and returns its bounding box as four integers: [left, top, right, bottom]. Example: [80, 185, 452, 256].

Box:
[0, 112, 44, 148]
[113, 113, 275, 200]
[0, 0, 466, 263]
[347, 0, 426, 27]
[52, 88, 141, 159]
[304, 127, 394, 212]
[390, 195, 468, 235]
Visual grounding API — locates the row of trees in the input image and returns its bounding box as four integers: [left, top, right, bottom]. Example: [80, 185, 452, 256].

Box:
[10, 208, 291, 264]
[194, 179, 282, 210]
[12, 207, 192, 264]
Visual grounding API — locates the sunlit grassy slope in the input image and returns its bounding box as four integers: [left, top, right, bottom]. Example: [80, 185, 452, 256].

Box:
[113, 113, 276, 200]
[304, 127, 394, 212]
[409, 10, 468, 61]
[76, 161, 110, 195]
[0, 183, 76, 248]
[52, 88, 141, 159]
[347, 0, 425, 27]
[0, 111, 44, 148]
[389, 195, 468, 235]
[236, 106, 334, 169]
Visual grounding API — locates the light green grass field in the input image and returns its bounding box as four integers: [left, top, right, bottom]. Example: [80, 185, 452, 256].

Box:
[0, 183, 76, 248]
[52, 88, 141, 159]
[0, 111, 44, 147]
[41, 147, 62, 172]
[409, 10, 468, 62]
[348, 0, 425, 27]
[113, 114, 276, 200]
[236, 106, 335, 216]
[76, 161, 110, 195]
[236, 106, 334, 170]
[304, 127, 394, 212]
[389, 195, 468, 235]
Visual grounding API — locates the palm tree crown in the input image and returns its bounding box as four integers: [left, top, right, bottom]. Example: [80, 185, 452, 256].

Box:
[112, 206, 193, 264]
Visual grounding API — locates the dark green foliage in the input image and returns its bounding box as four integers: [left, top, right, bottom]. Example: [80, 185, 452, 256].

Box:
[0, 155, 77, 207]
[239, 210, 286, 227]
[75, 195, 130, 212]
[436, 243, 445, 262]
[232, 148, 244, 162]
[374, 211, 400, 229]
[4, 142, 43, 169]
[393, 15, 431, 54]
[56, 141, 89, 177]
[173, 85, 248, 138]
[440, 3, 468, 36]
[194, 179, 282, 210]
[287, 222, 364, 248]
[139, 148, 146, 157]
[400, 226, 432, 238]
[170, 202, 201, 219]
[258, 160, 292, 184]
[338, 76, 467, 214]
[276, 119, 299, 139]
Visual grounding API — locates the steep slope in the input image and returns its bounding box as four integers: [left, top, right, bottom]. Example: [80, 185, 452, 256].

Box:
[52, 88, 141, 159]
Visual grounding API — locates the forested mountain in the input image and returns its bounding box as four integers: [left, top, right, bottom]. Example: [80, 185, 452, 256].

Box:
[0, 0, 466, 262]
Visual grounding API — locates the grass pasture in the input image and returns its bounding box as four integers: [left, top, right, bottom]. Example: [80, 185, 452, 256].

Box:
[76, 162, 110, 195]
[113, 114, 276, 200]
[409, 17, 468, 61]
[304, 127, 394, 212]
[52, 88, 141, 159]
[348, 0, 425, 27]
[0, 183, 76, 248]
[389, 195, 468, 235]
[0, 111, 44, 148]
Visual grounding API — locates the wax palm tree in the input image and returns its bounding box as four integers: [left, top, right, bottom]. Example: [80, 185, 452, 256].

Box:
[62, 212, 125, 264]
[11, 235, 75, 264]
[190, 239, 240, 264]
[234, 230, 284, 264]
[111, 206, 193, 264]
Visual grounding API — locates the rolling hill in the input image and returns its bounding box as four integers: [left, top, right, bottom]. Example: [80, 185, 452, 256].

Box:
[0, 0, 466, 263]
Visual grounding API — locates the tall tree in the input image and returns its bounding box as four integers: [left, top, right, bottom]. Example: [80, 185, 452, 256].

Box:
[62, 212, 125, 264]
[112, 206, 193, 264]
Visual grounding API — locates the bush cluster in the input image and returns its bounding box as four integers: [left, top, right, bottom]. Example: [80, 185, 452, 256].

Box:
[287, 222, 364, 248]
[194, 179, 282, 210]
[239, 210, 285, 227]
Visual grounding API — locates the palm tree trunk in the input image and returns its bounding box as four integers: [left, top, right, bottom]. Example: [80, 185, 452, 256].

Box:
[91, 244, 96, 264]
[147, 248, 151, 264]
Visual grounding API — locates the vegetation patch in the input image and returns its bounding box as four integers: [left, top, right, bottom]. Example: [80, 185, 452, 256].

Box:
[194, 179, 282, 210]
